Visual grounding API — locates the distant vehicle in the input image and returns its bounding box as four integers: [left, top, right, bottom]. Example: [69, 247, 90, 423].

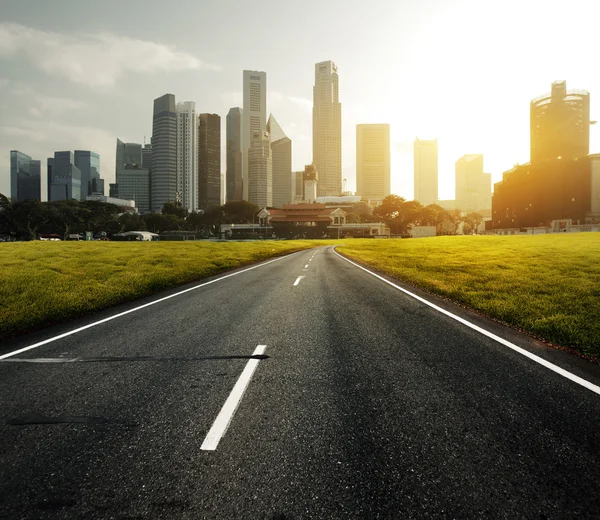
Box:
[39, 233, 62, 241]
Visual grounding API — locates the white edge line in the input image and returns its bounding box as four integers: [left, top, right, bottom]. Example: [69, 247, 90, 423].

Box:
[293, 276, 304, 286]
[332, 247, 600, 396]
[201, 344, 267, 451]
[0, 252, 305, 361]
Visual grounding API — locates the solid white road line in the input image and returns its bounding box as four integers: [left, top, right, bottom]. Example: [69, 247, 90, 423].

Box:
[0, 252, 303, 361]
[201, 345, 267, 451]
[305, 265, 309, 269]
[333, 247, 600, 396]
[293, 276, 305, 286]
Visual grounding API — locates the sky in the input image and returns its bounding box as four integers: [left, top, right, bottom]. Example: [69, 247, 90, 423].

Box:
[1, 0, 599, 202]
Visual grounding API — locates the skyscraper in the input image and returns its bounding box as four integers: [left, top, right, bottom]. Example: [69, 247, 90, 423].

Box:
[151, 94, 177, 212]
[142, 143, 152, 169]
[226, 107, 243, 202]
[176, 101, 198, 211]
[198, 113, 221, 210]
[48, 151, 81, 201]
[267, 114, 292, 208]
[243, 70, 267, 200]
[455, 154, 492, 213]
[313, 60, 342, 197]
[116, 139, 143, 172]
[10, 151, 41, 201]
[530, 81, 590, 164]
[248, 131, 272, 207]
[292, 171, 304, 202]
[74, 150, 102, 198]
[356, 124, 390, 203]
[414, 138, 438, 206]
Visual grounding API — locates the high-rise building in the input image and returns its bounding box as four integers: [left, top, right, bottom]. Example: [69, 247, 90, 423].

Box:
[356, 124, 390, 203]
[151, 94, 177, 212]
[292, 170, 304, 202]
[116, 139, 143, 172]
[267, 114, 292, 208]
[530, 81, 590, 164]
[248, 131, 272, 207]
[74, 150, 102, 198]
[313, 60, 342, 197]
[176, 101, 198, 211]
[48, 151, 81, 201]
[414, 138, 438, 206]
[243, 70, 267, 200]
[198, 113, 221, 210]
[455, 154, 491, 213]
[116, 168, 151, 214]
[226, 107, 243, 202]
[10, 151, 41, 201]
[142, 143, 152, 169]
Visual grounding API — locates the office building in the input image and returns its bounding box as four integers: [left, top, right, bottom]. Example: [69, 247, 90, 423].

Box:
[176, 101, 198, 211]
[243, 70, 267, 200]
[115, 168, 151, 214]
[313, 61, 342, 197]
[492, 155, 600, 229]
[267, 114, 292, 208]
[74, 150, 102, 198]
[142, 143, 152, 169]
[293, 170, 304, 202]
[455, 154, 492, 213]
[414, 138, 438, 206]
[10, 151, 41, 201]
[151, 94, 177, 212]
[530, 81, 590, 164]
[198, 113, 221, 210]
[116, 139, 143, 171]
[48, 151, 81, 201]
[248, 131, 272, 207]
[356, 124, 390, 203]
[226, 107, 243, 202]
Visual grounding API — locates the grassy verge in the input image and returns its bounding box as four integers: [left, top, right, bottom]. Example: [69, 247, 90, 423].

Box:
[337, 234, 600, 359]
[0, 240, 333, 340]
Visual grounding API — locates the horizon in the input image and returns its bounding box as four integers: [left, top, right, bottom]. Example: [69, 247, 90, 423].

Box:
[1, 0, 599, 202]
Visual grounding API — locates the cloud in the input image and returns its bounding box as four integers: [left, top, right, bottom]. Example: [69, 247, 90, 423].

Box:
[28, 107, 41, 117]
[0, 23, 220, 87]
[35, 95, 86, 114]
[0, 78, 8, 88]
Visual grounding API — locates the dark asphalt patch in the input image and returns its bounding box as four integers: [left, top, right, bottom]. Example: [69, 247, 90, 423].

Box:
[0, 354, 270, 363]
[7, 414, 136, 426]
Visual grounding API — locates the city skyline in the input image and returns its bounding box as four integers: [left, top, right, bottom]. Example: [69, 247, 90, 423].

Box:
[1, 1, 600, 202]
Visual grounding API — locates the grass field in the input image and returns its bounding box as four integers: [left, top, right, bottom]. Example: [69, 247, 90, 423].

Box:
[337, 234, 600, 359]
[0, 240, 332, 341]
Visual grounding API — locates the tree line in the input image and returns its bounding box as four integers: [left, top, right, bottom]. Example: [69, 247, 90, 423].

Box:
[0, 192, 484, 241]
[0, 194, 261, 240]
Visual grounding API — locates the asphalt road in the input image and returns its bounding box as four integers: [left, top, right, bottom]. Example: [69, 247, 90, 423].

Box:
[1, 245, 600, 519]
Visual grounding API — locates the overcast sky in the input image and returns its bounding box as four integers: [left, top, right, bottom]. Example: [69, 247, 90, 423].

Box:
[1, 0, 599, 201]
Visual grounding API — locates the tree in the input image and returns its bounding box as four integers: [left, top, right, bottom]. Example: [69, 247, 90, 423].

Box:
[463, 212, 484, 234]
[373, 195, 406, 234]
[11, 200, 49, 240]
[47, 200, 88, 240]
[161, 201, 187, 219]
[118, 212, 146, 232]
[345, 213, 361, 224]
[350, 201, 373, 217]
[222, 200, 260, 224]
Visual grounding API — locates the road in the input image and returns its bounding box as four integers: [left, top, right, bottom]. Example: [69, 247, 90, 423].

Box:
[1, 245, 600, 519]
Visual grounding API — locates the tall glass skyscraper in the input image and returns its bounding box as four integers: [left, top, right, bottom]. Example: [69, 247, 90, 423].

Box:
[74, 150, 101, 199]
[226, 107, 243, 202]
[313, 61, 342, 197]
[198, 113, 221, 210]
[151, 94, 177, 212]
[243, 70, 267, 201]
[49, 151, 81, 201]
[267, 114, 292, 208]
[10, 151, 41, 201]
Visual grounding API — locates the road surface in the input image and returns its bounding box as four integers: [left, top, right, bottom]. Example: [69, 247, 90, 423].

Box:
[1, 246, 600, 519]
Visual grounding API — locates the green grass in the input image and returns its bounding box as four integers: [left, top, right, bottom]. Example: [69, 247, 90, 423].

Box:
[337, 234, 600, 359]
[0, 240, 332, 340]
